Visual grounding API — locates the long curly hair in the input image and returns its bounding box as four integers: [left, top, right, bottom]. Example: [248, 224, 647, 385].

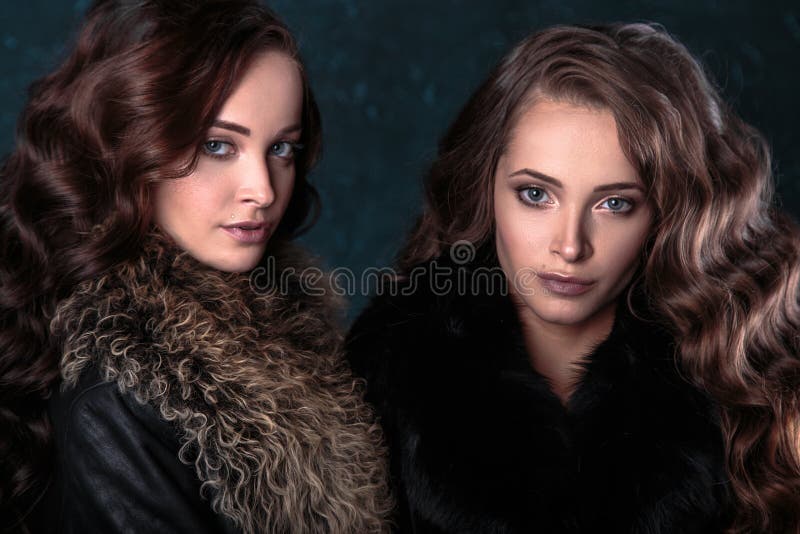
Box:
[0, 0, 322, 528]
[398, 23, 800, 533]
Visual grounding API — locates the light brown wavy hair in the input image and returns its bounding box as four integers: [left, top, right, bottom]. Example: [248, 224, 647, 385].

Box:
[0, 0, 322, 529]
[399, 23, 800, 533]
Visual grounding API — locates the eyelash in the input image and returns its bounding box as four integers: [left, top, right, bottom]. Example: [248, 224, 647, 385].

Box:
[201, 139, 305, 161]
[515, 185, 635, 215]
[269, 141, 305, 159]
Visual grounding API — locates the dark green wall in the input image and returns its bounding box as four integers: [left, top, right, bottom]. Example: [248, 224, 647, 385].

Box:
[2, 1, 798, 313]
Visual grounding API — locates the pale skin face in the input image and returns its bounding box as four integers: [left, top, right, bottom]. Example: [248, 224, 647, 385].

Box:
[493, 98, 653, 401]
[153, 51, 303, 272]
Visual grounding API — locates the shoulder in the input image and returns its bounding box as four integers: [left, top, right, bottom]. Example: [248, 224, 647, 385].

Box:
[345, 261, 464, 384]
[348, 248, 518, 356]
[47, 365, 186, 496]
[49, 365, 176, 452]
[250, 239, 348, 349]
[345, 253, 527, 426]
[47, 365, 240, 533]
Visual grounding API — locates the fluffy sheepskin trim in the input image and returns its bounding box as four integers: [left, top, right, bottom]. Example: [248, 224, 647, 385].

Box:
[51, 232, 394, 533]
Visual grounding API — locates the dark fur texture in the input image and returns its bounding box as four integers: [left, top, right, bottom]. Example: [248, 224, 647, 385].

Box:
[51, 231, 394, 533]
[347, 253, 732, 533]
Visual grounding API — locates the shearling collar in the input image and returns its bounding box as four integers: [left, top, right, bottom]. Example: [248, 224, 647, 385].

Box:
[347, 250, 731, 533]
[51, 231, 394, 534]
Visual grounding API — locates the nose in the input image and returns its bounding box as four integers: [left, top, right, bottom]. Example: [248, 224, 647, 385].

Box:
[237, 158, 275, 208]
[550, 205, 592, 262]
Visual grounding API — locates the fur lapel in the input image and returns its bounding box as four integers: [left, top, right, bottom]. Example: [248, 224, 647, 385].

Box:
[347, 251, 731, 533]
[51, 231, 394, 534]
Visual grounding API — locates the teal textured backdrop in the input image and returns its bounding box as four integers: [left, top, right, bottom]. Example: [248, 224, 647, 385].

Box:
[2, 1, 798, 314]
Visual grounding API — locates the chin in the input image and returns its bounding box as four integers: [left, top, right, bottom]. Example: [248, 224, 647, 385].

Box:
[526, 297, 602, 326]
[198, 249, 266, 273]
[224, 256, 264, 273]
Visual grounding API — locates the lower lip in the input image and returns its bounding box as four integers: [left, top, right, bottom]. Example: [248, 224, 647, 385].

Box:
[538, 277, 594, 296]
[222, 226, 270, 244]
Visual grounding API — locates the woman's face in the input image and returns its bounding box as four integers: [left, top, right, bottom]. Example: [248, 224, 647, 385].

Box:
[153, 51, 303, 272]
[493, 99, 653, 327]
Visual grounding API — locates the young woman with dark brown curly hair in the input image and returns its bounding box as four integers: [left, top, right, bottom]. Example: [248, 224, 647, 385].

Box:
[347, 23, 800, 533]
[0, 1, 393, 532]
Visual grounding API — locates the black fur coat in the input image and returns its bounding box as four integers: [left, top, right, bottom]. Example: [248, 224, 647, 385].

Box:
[346, 252, 732, 533]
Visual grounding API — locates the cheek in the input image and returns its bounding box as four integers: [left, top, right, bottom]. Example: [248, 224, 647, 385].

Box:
[152, 181, 184, 226]
[274, 170, 296, 211]
[153, 176, 219, 227]
[493, 191, 513, 268]
[494, 191, 546, 259]
[494, 197, 537, 276]
[601, 217, 652, 278]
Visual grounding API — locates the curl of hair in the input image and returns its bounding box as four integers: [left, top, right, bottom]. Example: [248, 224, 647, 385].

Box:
[399, 22, 800, 532]
[0, 0, 322, 527]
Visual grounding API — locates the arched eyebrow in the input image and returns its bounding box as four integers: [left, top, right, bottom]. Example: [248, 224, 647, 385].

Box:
[212, 120, 251, 136]
[211, 120, 302, 138]
[509, 168, 644, 193]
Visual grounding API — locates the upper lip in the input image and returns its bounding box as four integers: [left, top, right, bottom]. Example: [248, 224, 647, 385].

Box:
[537, 272, 595, 285]
[223, 220, 268, 229]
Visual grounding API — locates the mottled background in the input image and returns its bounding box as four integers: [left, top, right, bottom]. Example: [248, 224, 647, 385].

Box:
[1, 1, 798, 313]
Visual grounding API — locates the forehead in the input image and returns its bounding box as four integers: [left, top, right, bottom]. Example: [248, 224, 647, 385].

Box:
[215, 52, 303, 132]
[503, 99, 639, 185]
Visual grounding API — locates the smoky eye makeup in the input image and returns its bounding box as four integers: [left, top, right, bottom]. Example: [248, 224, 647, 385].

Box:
[268, 141, 305, 159]
[515, 184, 552, 206]
[201, 138, 237, 160]
[513, 183, 637, 215]
[598, 196, 636, 214]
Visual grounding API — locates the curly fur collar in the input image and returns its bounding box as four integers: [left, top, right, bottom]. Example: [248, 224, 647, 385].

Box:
[51, 232, 394, 533]
[347, 251, 732, 533]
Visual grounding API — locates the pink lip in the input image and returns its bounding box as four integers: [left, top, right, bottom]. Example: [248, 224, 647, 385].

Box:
[536, 272, 595, 296]
[221, 221, 272, 244]
[537, 272, 594, 285]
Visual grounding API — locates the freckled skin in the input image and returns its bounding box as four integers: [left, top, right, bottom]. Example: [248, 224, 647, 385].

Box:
[493, 99, 653, 389]
[153, 52, 303, 273]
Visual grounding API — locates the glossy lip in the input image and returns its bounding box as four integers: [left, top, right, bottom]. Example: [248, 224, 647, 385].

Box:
[221, 221, 272, 244]
[537, 271, 595, 285]
[536, 271, 595, 297]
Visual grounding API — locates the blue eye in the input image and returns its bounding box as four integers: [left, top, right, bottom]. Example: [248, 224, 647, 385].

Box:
[202, 140, 235, 159]
[269, 141, 303, 159]
[518, 186, 551, 205]
[517, 186, 634, 215]
[601, 197, 634, 214]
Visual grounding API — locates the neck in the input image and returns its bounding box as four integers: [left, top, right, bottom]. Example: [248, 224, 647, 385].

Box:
[513, 296, 618, 405]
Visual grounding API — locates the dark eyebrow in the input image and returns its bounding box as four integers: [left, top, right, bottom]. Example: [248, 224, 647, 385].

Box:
[508, 168, 644, 193]
[212, 120, 251, 136]
[211, 120, 302, 138]
[277, 124, 302, 136]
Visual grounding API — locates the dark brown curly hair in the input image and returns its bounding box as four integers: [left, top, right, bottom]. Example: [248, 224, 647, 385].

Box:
[399, 23, 800, 533]
[0, 0, 322, 529]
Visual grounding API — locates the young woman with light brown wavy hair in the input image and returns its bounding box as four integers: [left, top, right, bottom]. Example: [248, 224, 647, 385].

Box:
[0, 1, 394, 532]
[347, 22, 800, 533]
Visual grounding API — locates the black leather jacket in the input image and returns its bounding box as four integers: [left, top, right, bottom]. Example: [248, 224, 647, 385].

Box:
[37, 365, 239, 533]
